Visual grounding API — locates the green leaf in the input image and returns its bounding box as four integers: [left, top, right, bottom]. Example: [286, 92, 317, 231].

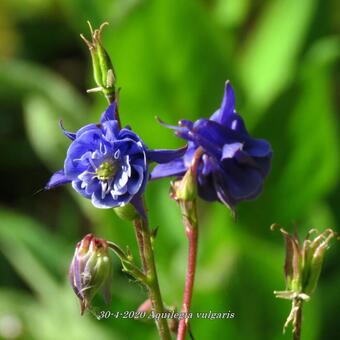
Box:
[272, 37, 340, 220]
[239, 0, 317, 125]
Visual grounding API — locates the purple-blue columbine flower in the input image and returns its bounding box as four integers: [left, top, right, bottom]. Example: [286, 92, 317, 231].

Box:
[46, 103, 186, 210]
[150, 81, 272, 211]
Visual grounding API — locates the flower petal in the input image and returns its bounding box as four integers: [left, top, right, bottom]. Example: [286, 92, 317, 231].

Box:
[150, 159, 186, 180]
[197, 172, 218, 202]
[245, 138, 272, 158]
[210, 81, 236, 125]
[217, 160, 264, 201]
[59, 121, 76, 140]
[130, 195, 147, 219]
[45, 170, 71, 189]
[100, 102, 116, 123]
[147, 145, 188, 164]
[193, 119, 242, 147]
[72, 180, 92, 199]
[127, 165, 144, 195]
[221, 142, 243, 160]
[102, 120, 119, 141]
[225, 114, 248, 135]
[91, 189, 120, 208]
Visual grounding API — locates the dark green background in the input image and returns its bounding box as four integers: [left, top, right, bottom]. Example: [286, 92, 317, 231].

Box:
[0, 0, 339, 339]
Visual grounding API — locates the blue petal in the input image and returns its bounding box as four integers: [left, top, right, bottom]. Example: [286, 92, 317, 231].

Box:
[100, 102, 116, 123]
[179, 119, 194, 129]
[233, 150, 259, 168]
[64, 138, 99, 178]
[118, 128, 144, 144]
[210, 81, 236, 126]
[251, 157, 272, 177]
[72, 180, 94, 199]
[130, 195, 147, 219]
[150, 159, 186, 180]
[59, 121, 76, 140]
[221, 142, 243, 160]
[212, 173, 235, 210]
[218, 160, 264, 201]
[45, 170, 71, 189]
[224, 114, 248, 135]
[197, 172, 218, 202]
[102, 120, 120, 141]
[91, 189, 121, 208]
[183, 143, 196, 167]
[193, 119, 242, 146]
[147, 145, 188, 164]
[76, 123, 101, 139]
[127, 165, 144, 195]
[245, 138, 272, 158]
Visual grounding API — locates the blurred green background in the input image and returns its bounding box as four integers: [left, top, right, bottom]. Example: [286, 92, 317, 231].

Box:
[0, 0, 339, 339]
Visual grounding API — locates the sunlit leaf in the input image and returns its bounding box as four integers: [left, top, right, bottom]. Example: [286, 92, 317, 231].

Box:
[239, 0, 317, 125]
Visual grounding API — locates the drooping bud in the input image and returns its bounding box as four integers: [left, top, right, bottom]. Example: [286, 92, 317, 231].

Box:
[272, 225, 337, 333]
[80, 22, 116, 99]
[69, 234, 113, 315]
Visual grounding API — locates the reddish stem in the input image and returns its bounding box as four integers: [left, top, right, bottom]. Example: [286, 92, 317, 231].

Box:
[177, 147, 203, 340]
[177, 204, 198, 340]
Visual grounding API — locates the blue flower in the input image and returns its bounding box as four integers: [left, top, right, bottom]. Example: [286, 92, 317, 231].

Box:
[46, 103, 186, 209]
[150, 81, 272, 210]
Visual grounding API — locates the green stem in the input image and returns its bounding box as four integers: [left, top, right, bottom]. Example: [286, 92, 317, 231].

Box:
[107, 241, 147, 284]
[133, 206, 171, 340]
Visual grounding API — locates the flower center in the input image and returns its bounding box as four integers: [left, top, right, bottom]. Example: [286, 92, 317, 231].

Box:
[96, 161, 120, 181]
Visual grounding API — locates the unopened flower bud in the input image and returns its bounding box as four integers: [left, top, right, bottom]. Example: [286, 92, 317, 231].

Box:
[69, 234, 113, 314]
[113, 203, 139, 221]
[171, 168, 197, 202]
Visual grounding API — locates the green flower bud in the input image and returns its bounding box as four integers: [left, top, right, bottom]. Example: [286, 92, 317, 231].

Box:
[113, 203, 139, 221]
[170, 168, 197, 202]
[80, 22, 116, 97]
[69, 234, 113, 314]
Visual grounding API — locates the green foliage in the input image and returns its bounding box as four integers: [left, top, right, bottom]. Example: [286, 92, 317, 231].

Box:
[0, 0, 339, 339]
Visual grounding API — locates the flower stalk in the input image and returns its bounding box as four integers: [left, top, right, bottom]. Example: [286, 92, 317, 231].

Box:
[132, 200, 171, 340]
[174, 148, 203, 340]
[177, 200, 198, 340]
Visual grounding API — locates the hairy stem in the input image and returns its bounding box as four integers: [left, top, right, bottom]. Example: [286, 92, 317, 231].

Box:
[177, 200, 198, 340]
[133, 219, 148, 270]
[133, 201, 171, 340]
